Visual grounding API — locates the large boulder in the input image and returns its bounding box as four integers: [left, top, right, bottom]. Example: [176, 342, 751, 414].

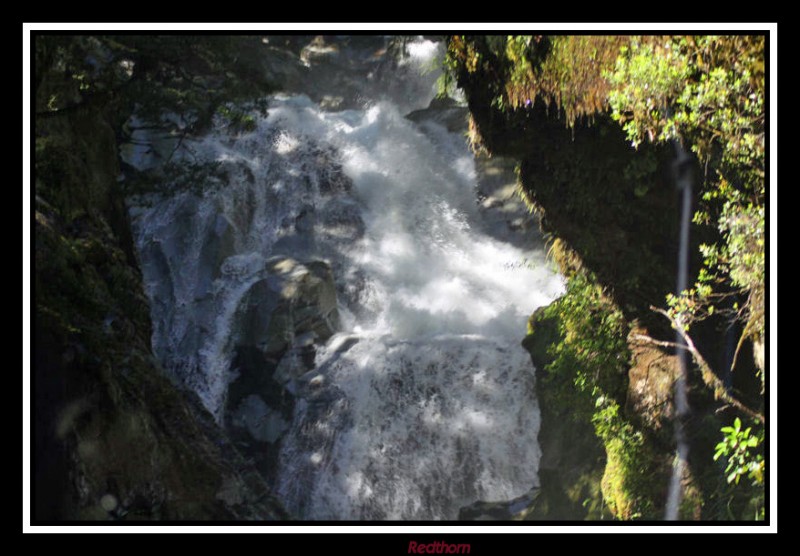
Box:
[225, 256, 341, 483]
[235, 257, 340, 357]
[405, 96, 469, 133]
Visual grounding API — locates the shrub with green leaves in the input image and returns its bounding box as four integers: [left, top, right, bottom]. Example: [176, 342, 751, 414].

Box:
[714, 417, 764, 486]
[607, 36, 765, 381]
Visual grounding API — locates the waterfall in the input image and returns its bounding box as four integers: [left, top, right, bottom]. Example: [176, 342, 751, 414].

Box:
[128, 36, 564, 520]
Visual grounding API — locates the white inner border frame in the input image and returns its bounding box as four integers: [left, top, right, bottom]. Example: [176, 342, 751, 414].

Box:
[23, 22, 778, 534]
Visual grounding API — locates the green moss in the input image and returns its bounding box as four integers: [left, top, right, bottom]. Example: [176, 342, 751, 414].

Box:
[446, 36, 631, 127]
[601, 437, 634, 518]
[594, 400, 662, 519]
[525, 269, 667, 519]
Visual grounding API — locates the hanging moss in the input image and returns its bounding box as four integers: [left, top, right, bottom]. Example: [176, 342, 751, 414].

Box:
[447, 35, 639, 127]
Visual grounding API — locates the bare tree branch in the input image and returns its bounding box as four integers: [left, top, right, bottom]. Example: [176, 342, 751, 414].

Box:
[630, 334, 687, 351]
[649, 306, 764, 422]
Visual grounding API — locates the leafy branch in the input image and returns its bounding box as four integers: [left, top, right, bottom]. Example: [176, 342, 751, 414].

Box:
[713, 417, 764, 486]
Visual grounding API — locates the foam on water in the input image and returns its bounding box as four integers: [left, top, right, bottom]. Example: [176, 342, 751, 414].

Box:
[130, 37, 564, 519]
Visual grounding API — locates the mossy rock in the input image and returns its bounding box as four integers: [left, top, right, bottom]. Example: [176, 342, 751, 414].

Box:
[34, 99, 288, 521]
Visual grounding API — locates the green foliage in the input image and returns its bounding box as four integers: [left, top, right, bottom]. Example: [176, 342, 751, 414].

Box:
[623, 150, 659, 197]
[534, 36, 629, 125]
[607, 36, 764, 165]
[607, 36, 765, 355]
[447, 34, 765, 352]
[535, 271, 661, 519]
[714, 417, 764, 486]
[722, 202, 765, 296]
[215, 103, 260, 134]
[599, 414, 649, 519]
[542, 272, 629, 403]
[450, 33, 766, 520]
[606, 38, 691, 147]
[446, 35, 484, 74]
[707, 416, 766, 519]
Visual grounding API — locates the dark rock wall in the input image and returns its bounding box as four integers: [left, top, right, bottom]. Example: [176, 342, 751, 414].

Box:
[34, 89, 287, 522]
[448, 41, 743, 519]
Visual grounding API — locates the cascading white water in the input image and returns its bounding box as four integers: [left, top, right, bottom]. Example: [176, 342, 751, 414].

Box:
[129, 36, 564, 520]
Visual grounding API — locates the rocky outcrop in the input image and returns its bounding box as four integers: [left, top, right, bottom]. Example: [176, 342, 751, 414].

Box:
[34, 80, 287, 520]
[406, 96, 469, 133]
[235, 257, 340, 358]
[445, 38, 749, 519]
[520, 308, 607, 519]
[224, 257, 341, 483]
[35, 184, 287, 522]
[458, 487, 541, 520]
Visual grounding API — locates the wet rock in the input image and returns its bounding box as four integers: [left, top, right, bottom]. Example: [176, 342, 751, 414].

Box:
[196, 213, 235, 298]
[35, 189, 288, 521]
[473, 153, 542, 250]
[627, 326, 679, 429]
[236, 257, 340, 356]
[295, 205, 316, 234]
[100, 493, 118, 513]
[326, 333, 360, 355]
[260, 45, 310, 90]
[231, 394, 290, 444]
[224, 256, 342, 481]
[273, 345, 316, 385]
[119, 120, 181, 172]
[458, 487, 541, 520]
[405, 96, 469, 134]
[300, 36, 341, 66]
[319, 198, 365, 240]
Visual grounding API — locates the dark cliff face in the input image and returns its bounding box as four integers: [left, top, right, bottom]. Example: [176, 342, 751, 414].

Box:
[458, 86, 700, 333]
[447, 37, 762, 520]
[454, 95, 690, 521]
[33, 57, 287, 522]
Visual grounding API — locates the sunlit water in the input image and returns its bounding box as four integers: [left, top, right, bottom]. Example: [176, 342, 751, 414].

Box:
[129, 37, 564, 520]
